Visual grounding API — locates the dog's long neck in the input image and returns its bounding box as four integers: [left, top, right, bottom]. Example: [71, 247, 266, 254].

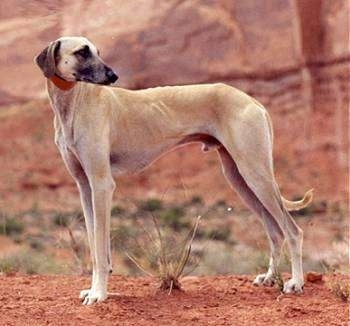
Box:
[47, 78, 78, 121]
[47, 78, 86, 143]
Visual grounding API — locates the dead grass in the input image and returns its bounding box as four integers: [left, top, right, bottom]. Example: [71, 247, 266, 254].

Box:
[329, 278, 350, 302]
[0, 213, 24, 236]
[126, 215, 201, 293]
[273, 269, 285, 293]
[65, 222, 90, 275]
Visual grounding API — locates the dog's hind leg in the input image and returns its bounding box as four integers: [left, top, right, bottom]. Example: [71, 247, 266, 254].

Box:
[218, 146, 284, 286]
[219, 104, 304, 293]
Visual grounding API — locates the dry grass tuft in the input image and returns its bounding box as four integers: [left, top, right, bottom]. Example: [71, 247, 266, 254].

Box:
[126, 215, 201, 294]
[273, 270, 284, 293]
[329, 279, 350, 302]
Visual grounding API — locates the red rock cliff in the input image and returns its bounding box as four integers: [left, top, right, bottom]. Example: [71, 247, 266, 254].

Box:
[0, 0, 348, 201]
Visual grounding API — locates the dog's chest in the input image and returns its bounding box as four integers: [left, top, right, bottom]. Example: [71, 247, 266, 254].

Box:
[55, 129, 74, 161]
[109, 142, 174, 175]
[109, 148, 161, 175]
[53, 115, 78, 161]
[50, 91, 79, 146]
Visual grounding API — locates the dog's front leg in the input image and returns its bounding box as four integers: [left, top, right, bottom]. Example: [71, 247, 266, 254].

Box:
[76, 176, 96, 300]
[82, 171, 115, 305]
[56, 147, 98, 300]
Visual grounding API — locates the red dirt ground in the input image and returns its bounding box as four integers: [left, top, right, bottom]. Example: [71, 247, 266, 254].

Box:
[0, 274, 348, 326]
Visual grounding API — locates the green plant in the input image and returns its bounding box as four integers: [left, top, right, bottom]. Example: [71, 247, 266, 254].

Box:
[189, 196, 203, 205]
[27, 236, 45, 251]
[0, 215, 24, 235]
[27, 202, 41, 219]
[126, 216, 201, 293]
[0, 250, 64, 275]
[52, 210, 83, 228]
[111, 205, 125, 216]
[206, 228, 231, 242]
[159, 207, 188, 230]
[140, 198, 163, 212]
[53, 212, 70, 227]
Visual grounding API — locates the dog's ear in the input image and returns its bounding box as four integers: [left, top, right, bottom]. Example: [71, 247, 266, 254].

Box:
[34, 40, 61, 78]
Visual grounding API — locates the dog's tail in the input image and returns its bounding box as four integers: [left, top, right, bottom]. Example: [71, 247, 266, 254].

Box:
[282, 189, 314, 211]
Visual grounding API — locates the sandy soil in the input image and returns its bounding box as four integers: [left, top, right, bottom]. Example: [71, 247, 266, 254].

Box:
[0, 274, 348, 326]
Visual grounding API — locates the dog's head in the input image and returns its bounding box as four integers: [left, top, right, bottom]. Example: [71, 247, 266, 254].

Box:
[34, 36, 118, 85]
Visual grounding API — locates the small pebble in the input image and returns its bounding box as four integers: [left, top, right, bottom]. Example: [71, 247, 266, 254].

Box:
[306, 271, 323, 283]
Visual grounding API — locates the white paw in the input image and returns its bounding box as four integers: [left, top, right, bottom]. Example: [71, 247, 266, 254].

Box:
[253, 274, 266, 285]
[253, 273, 275, 287]
[79, 289, 91, 299]
[283, 279, 304, 293]
[81, 289, 107, 305]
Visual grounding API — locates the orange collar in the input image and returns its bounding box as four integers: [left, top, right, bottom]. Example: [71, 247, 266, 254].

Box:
[49, 75, 76, 91]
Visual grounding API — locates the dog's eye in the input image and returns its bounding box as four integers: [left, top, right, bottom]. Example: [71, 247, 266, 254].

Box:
[74, 45, 91, 59]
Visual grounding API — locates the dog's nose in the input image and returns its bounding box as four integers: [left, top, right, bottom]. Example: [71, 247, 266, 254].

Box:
[109, 73, 118, 83]
[105, 67, 118, 83]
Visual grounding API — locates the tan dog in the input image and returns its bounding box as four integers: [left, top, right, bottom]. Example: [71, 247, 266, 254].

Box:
[35, 36, 313, 305]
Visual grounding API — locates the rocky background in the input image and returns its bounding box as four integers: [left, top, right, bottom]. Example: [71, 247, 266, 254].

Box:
[0, 1, 348, 305]
[0, 0, 348, 209]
